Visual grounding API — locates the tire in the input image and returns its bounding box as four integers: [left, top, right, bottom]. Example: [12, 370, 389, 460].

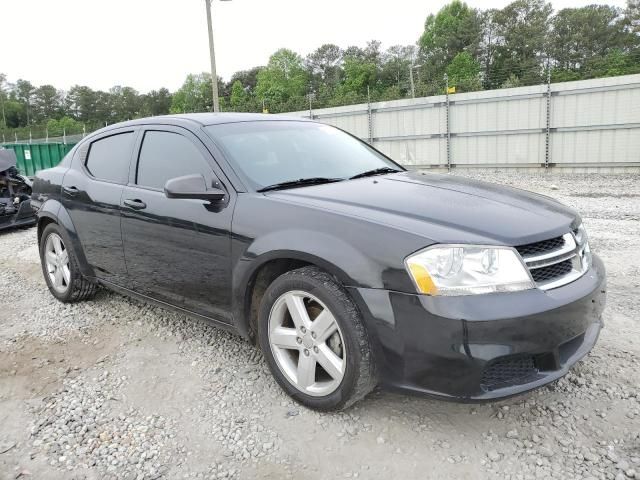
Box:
[39, 223, 97, 303]
[258, 266, 376, 411]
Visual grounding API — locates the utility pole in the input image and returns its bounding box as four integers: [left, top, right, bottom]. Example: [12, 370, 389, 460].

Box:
[409, 64, 422, 99]
[0, 76, 7, 130]
[410, 67, 415, 99]
[205, 0, 220, 112]
[0, 95, 5, 130]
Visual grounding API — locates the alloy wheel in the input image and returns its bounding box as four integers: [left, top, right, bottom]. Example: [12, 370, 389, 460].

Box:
[44, 233, 71, 294]
[268, 290, 346, 397]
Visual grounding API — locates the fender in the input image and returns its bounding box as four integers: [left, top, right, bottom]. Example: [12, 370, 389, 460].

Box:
[37, 199, 95, 278]
[231, 229, 383, 338]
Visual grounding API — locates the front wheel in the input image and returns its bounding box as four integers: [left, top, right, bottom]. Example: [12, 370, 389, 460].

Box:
[258, 266, 376, 411]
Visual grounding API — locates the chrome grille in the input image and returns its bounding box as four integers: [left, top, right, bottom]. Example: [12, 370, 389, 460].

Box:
[530, 259, 573, 282]
[515, 237, 565, 257]
[517, 232, 590, 290]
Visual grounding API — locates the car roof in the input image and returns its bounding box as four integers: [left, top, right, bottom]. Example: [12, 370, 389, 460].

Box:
[106, 112, 310, 129]
[167, 112, 309, 126]
[80, 113, 316, 145]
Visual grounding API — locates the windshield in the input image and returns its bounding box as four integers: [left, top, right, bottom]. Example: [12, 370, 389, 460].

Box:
[204, 121, 402, 191]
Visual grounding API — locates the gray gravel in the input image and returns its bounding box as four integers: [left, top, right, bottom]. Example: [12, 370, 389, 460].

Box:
[1, 172, 639, 480]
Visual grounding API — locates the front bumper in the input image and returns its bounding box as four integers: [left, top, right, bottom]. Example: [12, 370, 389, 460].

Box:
[348, 254, 607, 401]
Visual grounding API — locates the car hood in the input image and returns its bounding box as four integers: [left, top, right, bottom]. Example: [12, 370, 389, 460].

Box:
[266, 171, 579, 246]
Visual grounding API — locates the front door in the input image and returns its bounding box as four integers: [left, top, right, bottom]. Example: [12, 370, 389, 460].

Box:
[120, 127, 234, 322]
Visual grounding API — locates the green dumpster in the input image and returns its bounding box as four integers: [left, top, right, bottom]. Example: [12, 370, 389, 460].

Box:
[1, 143, 76, 176]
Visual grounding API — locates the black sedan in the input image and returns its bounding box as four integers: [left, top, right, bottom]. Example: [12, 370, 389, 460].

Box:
[31, 113, 606, 410]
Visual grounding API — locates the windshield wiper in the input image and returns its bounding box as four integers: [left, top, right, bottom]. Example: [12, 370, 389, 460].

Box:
[349, 167, 400, 180]
[257, 177, 343, 193]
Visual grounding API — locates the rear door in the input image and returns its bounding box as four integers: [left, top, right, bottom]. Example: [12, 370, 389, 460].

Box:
[61, 128, 137, 284]
[120, 126, 234, 322]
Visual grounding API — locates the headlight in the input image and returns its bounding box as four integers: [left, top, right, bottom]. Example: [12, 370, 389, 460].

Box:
[574, 223, 588, 246]
[405, 245, 535, 296]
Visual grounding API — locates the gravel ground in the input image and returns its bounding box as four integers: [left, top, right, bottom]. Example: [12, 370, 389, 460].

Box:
[0, 172, 639, 480]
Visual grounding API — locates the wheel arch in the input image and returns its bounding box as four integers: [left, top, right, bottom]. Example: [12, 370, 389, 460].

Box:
[234, 250, 355, 343]
[36, 200, 94, 278]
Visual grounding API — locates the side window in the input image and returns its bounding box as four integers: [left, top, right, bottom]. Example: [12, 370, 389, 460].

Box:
[136, 131, 212, 190]
[85, 132, 134, 184]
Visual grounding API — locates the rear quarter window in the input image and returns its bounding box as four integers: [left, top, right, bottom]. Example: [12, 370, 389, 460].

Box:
[85, 132, 135, 184]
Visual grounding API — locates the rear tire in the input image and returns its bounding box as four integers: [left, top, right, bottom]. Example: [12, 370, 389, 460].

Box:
[39, 223, 97, 303]
[258, 266, 376, 411]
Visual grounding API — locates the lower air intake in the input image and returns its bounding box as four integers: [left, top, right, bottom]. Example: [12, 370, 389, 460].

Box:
[481, 355, 538, 391]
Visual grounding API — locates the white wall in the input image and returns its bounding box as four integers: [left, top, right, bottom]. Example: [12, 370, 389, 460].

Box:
[285, 74, 640, 171]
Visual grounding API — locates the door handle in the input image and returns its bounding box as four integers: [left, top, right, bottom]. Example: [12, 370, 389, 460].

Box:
[123, 199, 147, 210]
[62, 185, 79, 196]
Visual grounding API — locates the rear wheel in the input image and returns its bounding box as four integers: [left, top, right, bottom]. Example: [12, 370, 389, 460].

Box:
[39, 223, 97, 303]
[258, 266, 376, 410]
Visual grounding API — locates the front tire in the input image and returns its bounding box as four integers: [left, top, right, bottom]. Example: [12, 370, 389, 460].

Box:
[258, 266, 376, 411]
[39, 223, 97, 303]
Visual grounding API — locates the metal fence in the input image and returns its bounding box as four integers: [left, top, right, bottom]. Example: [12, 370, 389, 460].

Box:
[286, 74, 640, 172]
[1, 133, 85, 145]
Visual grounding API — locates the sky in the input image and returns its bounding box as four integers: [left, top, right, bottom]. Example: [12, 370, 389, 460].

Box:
[0, 0, 629, 93]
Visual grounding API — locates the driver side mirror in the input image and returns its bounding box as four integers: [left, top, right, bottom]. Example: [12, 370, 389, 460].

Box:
[164, 174, 225, 201]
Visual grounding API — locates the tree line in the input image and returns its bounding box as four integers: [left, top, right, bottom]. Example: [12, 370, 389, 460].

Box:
[1, 0, 639, 141]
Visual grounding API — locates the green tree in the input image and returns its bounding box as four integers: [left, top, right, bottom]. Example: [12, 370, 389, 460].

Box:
[343, 45, 366, 60]
[46, 116, 83, 136]
[93, 91, 114, 125]
[418, 1, 482, 81]
[65, 86, 97, 123]
[306, 44, 343, 98]
[229, 80, 249, 111]
[627, 0, 640, 35]
[109, 86, 141, 121]
[225, 67, 263, 97]
[551, 6, 630, 71]
[479, 9, 500, 87]
[0, 73, 8, 129]
[363, 40, 384, 67]
[583, 48, 640, 77]
[446, 51, 482, 91]
[380, 45, 416, 94]
[170, 73, 214, 113]
[501, 73, 523, 88]
[2, 99, 24, 129]
[33, 85, 63, 123]
[140, 88, 172, 117]
[491, 0, 553, 87]
[306, 44, 343, 78]
[339, 57, 377, 97]
[14, 79, 35, 125]
[256, 49, 308, 112]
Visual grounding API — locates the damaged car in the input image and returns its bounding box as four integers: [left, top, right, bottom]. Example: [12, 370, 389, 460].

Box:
[0, 148, 36, 231]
